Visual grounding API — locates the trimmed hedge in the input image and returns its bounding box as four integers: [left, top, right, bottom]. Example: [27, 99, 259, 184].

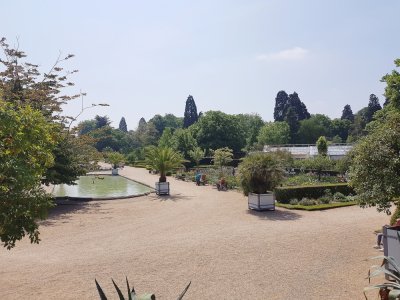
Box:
[276, 201, 356, 211]
[274, 183, 354, 204]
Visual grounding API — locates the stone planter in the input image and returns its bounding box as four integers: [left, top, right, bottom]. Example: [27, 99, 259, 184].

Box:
[155, 182, 170, 195]
[383, 225, 400, 278]
[111, 168, 119, 175]
[248, 192, 275, 211]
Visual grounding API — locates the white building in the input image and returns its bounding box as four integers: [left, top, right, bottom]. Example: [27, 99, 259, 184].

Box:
[263, 144, 353, 160]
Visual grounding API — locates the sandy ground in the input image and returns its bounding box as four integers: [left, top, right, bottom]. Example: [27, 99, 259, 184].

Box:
[0, 166, 390, 299]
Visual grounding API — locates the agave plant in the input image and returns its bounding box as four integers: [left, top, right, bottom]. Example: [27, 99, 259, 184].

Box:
[144, 146, 187, 182]
[95, 277, 191, 300]
[364, 256, 400, 299]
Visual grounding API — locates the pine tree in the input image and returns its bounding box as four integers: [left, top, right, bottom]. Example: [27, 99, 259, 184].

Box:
[284, 106, 300, 143]
[273, 90, 289, 121]
[365, 94, 382, 123]
[118, 117, 128, 132]
[341, 104, 354, 122]
[95, 115, 111, 128]
[288, 92, 310, 121]
[183, 95, 198, 128]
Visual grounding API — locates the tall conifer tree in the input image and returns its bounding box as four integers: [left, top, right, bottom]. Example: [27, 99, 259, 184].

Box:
[118, 117, 128, 132]
[273, 90, 289, 121]
[366, 94, 382, 123]
[183, 95, 198, 128]
[341, 104, 354, 122]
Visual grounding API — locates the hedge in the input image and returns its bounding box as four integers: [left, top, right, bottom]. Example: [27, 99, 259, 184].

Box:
[276, 201, 356, 211]
[274, 183, 354, 204]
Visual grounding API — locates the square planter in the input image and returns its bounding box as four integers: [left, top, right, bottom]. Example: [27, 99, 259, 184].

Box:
[155, 182, 170, 195]
[248, 192, 275, 211]
[112, 168, 119, 175]
[383, 225, 400, 277]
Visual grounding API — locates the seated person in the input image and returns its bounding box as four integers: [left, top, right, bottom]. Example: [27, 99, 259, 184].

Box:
[216, 178, 227, 191]
[200, 174, 207, 185]
[195, 173, 201, 186]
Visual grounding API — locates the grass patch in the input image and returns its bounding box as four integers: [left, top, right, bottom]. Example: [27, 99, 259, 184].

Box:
[276, 201, 356, 211]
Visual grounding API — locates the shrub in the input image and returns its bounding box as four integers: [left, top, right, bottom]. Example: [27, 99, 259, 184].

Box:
[238, 152, 284, 196]
[319, 196, 331, 204]
[274, 183, 354, 204]
[333, 192, 346, 201]
[299, 198, 318, 206]
[289, 199, 299, 205]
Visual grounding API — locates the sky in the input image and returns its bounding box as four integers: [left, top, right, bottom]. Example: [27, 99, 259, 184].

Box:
[1, 0, 400, 130]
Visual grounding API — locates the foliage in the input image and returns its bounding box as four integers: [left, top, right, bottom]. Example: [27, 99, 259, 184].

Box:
[149, 113, 182, 137]
[238, 152, 284, 195]
[274, 183, 354, 204]
[365, 94, 382, 123]
[188, 147, 205, 167]
[276, 201, 356, 211]
[235, 113, 264, 151]
[144, 146, 186, 182]
[273, 90, 289, 122]
[341, 104, 354, 122]
[364, 256, 400, 300]
[183, 95, 198, 128]
[330, 118, 351, 142]
[349, 110, 400, 213]
[95, 115, 111, 128]
[119, 117, 128, 132]
[335, 155, 352, 175]
[297, 115, 331, 144]
[171, 128, 198, 160]
[381, 58, 400, 109]
[296, 155, 335, 180]
[158, 128, 175, 148]
[77, 119, 97, 135]
[104, 151, 125, 169]
[284, 106, 300, 143]
[316, 136, 328, 156]
[257, 121, 290, 145]
[0, 101, 56, 249]
[95, 277, 191, 300]
[212, 147, 233, 173]
[190, 111, 246, 153]
[282, 173, 342, 186]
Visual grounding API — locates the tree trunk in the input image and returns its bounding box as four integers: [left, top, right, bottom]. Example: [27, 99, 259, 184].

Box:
[159, 173, 167, 182]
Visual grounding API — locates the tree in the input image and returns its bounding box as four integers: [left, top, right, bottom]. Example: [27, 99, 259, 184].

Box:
[316, 136, 328, 156]
[188, 147, 205, 167]
[298, 155, 334, 181]
[341, 104, 354, 122]
[95, 115, 111, 129]
[119, 117, 128, 132]
[183, 95, 198, 128]
[330, 118, 351, 142]
[288, 92, 310, 121]
[273, 90, 289, 122]
[158, 128, 175, 148]
[349, 110, 400, 213]
[77, 120, 97, 136]
[297, 114, 332, 144]
[0, 101, 56, 249]
[171, 128, 198, 160]
[365, 94, 382, 123]
[104, 151, 125, 169]
[284, 107, 300, 143]
[190, 111, 246, 153]
[235, 114, 264, 151]
[257, 122, 290, 145]
[212, 147, 233, 174]
[144, 146, 186, 182]
[381, 58, 400, 109]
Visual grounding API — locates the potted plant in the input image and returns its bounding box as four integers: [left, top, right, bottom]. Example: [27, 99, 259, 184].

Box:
[104, 151, 125, 175]
[238, 152, 284, 211]
[144, 146, 186, 195]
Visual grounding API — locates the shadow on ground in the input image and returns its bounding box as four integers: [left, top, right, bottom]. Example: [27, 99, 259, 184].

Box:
[40, 202, 110, 226]
[148, 193, 194, 202]
[247, 208, 302, 221]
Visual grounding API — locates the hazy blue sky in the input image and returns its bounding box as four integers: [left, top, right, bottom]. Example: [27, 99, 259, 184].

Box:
[2, 1, 399, 130]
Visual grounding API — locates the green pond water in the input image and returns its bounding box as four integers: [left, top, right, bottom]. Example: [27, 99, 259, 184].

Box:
[52, 175, 152, 198]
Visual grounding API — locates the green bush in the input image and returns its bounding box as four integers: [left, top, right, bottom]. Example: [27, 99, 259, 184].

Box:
[333, 192, 346, 201]
[299, 198, 318, 206]
[289, 199, 299, 205]
[274, 183, 354, 204]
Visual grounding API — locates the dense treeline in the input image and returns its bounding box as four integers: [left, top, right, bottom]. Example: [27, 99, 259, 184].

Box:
[77, 90, 383, 165]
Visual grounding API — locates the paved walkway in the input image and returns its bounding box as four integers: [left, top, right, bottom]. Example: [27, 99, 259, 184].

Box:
[0, 166, 389, 299]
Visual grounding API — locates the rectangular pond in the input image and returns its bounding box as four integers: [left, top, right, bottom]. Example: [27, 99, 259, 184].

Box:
[52, 175, 153, 199]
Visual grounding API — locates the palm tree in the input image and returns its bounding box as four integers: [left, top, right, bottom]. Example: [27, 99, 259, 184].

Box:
[145, 146, 186, 182]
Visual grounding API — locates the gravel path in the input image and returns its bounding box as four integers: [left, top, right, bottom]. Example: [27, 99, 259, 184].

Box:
[0, 166, 389, 299]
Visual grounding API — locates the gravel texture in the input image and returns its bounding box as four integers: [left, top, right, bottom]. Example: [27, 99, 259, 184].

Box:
[0, 166, 389, 299]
